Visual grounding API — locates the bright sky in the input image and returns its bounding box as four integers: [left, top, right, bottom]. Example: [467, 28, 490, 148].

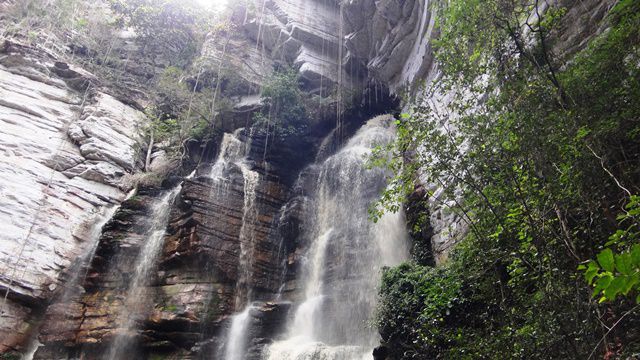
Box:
[195, 0, 229, 13]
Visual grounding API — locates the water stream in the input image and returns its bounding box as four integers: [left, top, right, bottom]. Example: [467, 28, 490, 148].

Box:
[208, 130, 261, 360]
[60, 205, 121, 304]
[22, 204, 120, 360]
[265, 115, 409, 360]
[106, 185, 184, 360]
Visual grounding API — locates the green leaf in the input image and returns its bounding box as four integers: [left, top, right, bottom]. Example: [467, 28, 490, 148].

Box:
[631, 244, 640, 265]
[576, 126, 591, 140]
[592, 274, 613, 298]
[597, 249, 616, 273]
[604, 276, 626, 301]
[622, 274, 639, 295]
[615, 253, 634, 275]
[584, 261, 600, 284]
[605, 229, 626, 246]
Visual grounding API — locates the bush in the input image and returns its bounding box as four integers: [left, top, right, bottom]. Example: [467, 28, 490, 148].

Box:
[376, 263, 462, 359]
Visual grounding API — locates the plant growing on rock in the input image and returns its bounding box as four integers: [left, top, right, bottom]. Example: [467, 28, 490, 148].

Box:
[147, 66, 218, 149]
[253, 67, 309, 146]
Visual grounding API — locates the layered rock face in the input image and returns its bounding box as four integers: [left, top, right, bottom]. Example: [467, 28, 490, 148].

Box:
[0, 39, 148, 353]
[33, 123, 322, 358]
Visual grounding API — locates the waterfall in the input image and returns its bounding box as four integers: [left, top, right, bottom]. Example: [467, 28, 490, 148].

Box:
[210, 130, 248, 181]
[222, 163, 259, 359]
[224, 304, 257, 360]
[265, 115, 409, 360]
[106, 185, 184, 360]
[207, 130, 261, 359]
[234, 164, 259, 308]
[60, 205, 121, 304]
[23, 204, 120, 360]
[20, 338, 41, 360]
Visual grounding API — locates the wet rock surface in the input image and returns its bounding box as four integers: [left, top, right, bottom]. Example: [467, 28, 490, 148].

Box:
[34, 126, 316, 358]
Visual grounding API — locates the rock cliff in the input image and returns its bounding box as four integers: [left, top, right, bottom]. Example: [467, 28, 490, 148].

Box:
[0, 39, 148, 353]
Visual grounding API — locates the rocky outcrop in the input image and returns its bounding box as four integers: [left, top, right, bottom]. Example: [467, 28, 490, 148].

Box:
[0, 39, 148, 353]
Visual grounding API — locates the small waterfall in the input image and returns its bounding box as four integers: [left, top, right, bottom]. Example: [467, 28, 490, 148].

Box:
[24, 204, 120, 359]
[265, 115, 409, 360]
[234, 164, 260, 308]
[60, 205, 121, 304]
[106, 184, 184, 360]
[20, 339, 41, 360]
[210, 129, 248, 182]
[207, 129, 261, 359]
[224, 304, 257, 360]
[221, 162, 259, 358]
[208, 129, 259, 308]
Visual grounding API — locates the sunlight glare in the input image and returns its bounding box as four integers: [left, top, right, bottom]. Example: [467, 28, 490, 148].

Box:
[195, 0, 229, 13]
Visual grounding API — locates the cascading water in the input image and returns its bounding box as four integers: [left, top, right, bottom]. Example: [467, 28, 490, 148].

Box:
[234, 164, 259, 308]
[21, 205, 119, 360]
[60, 205, 121, 303]
[224, 304, 257, 360]
[207, 129, 261, 359]
[265, 115, 409, 360]
[106, 184, 185, 360]
[208, 129, 259, 308]
[222, 164, 259, 360]
[210, 130, 248, 182]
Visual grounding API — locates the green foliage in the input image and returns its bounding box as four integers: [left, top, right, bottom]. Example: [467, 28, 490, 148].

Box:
[4, 0, 118, 52]
[253, 68, 309, 142]
[147, 66, 218, 148]
[0, 353, 21, 360]
[581, 196, 640, 303]
[376, 262, 462, 358]
[161, 303, 179, 312]
[377, 235, 595, 359]
[374, 0, 640, 358]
